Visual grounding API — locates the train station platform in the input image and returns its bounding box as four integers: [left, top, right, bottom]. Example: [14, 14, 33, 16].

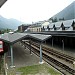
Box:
[6, 42, 40, 68]
[0, 33, 51, 66]
[5, 42, 62, 75]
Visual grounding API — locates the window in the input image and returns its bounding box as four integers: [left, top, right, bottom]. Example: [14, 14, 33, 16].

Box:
[0, 44, 2, 48]
[39, 28, 40, 32]
[37, 29, 38, 32]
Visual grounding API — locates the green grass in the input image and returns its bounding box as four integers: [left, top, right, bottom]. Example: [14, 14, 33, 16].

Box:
[17, 63, 61, 75]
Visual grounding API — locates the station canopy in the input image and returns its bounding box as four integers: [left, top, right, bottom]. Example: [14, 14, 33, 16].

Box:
[28, 34, 51, 42]
[0, 33, 51, 44]
[0, 0, 7, 7]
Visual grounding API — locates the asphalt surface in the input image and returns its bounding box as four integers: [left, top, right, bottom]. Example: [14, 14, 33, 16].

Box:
[6, 42, 40, 68]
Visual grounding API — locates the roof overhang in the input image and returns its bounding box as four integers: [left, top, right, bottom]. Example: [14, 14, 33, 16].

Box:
[0, 33, 51, 44]
[30, 31, 75, 36]
[0, 0, 7, 8]
[28, 34, 51, 42]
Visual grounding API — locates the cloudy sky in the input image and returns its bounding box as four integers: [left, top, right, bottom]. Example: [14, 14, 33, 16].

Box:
[0, 0, 74, 23]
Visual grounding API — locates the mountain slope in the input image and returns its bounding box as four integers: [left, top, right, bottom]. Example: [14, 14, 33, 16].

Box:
[0, 15, 23, 29]
[50, 1, 75, 21]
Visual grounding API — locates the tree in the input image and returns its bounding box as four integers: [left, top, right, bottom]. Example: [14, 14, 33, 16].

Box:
[53, 17, 58, 22]
[59, 17, 65, 21]
[49, 17, 53, 21]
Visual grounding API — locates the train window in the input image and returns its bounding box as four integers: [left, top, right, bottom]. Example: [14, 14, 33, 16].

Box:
[0, 44, 2, 48]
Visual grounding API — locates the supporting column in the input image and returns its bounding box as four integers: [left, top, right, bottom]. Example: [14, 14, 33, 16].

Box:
[4, 53, 6, 69]
[45, 41, 46, 44]
[52, 38, 53, 47]
[24, 41, 26, 49]
[62, 40, 64, 53]
[29, 39, 32, 55]
[8, 45, 11, 57]
[4, 53, 8, 75]
[10, 45, 14, 67]
[39, 42, 43, 64]
[22, 40, 26, 49]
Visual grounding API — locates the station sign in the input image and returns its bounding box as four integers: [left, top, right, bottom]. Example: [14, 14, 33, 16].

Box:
[0, 41, 3, 52]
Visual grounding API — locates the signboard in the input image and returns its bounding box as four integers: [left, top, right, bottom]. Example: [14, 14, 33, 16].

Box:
[0, 41, 3, 52]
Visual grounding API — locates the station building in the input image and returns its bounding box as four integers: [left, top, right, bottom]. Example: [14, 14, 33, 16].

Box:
[25, 21, 44, 32]
[29, 1, 75, 49]
[29, 24, 41, 32]
[18, 24, 30, 32]
[42, 19, 75, 31]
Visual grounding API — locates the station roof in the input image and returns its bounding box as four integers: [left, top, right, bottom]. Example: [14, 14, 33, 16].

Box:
[0, 33, 51, 44]
[0, 0, 7, 7]
[44, 19, 75, 31]
[28, 34, 51, 42]
[31, 31, 75, 37]
[0, 33, 27, 44]
[63, 19, 74, 27]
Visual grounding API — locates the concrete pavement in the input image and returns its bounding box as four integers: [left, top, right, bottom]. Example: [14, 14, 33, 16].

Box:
[6, 42, 40, 68]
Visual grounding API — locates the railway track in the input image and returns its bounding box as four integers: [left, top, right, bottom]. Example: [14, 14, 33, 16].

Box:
[21, 41, 75, 75]
[30, 41, 75, 64]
